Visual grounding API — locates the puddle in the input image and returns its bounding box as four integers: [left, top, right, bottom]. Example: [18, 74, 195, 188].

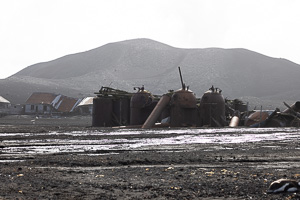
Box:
[0, 127, 299, 156]
[0, 160, 25, 163]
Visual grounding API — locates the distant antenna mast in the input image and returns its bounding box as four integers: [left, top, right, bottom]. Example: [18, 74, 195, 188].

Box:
[178, 66, 185, 90]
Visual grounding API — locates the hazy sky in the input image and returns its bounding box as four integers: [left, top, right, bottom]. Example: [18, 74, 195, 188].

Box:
[1, 0, 300, 79]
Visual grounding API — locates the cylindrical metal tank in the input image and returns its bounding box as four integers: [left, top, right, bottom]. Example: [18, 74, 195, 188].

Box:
[199, 86, 225, 127]
[130, 87, 155, 125]
[112, 98, 130, 126]
[170, 89, 198, 127]
[92, 97, 113, 127]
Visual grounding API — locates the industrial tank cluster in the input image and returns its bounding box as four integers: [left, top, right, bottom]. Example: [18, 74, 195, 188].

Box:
[92, 68, 234, 128]
[92, 85, 228, 128]
[93, 67, 300, 128]
[92, 85, 300, 128]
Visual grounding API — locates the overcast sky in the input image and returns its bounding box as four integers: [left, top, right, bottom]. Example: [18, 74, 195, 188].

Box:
[1, 0, 300, 79]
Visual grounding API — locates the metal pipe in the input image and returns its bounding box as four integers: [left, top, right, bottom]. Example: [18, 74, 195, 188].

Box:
[178, 66, 185, 90]
[142, 94, 171, 129]
[283, 101, 300, 114]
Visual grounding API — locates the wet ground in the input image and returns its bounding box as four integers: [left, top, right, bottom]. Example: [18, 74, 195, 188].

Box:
[1, 115, 300, 199]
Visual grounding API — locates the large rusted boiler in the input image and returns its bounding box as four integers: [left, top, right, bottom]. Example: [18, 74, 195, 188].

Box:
[199, 86, 225, 127]
[170, 88, 198, 127]
[130, 86, 156, 125]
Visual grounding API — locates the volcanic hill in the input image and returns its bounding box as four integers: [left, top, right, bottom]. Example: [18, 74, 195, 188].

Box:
[1, 38, 300, 110]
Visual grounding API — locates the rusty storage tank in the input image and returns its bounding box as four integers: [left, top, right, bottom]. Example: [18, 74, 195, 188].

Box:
[170, 88, 198, 127]
[92, 97, 113, 127]
[112, 98, 130, 126]
[130, 86, 156, 125]
[199, 86, 225, 127]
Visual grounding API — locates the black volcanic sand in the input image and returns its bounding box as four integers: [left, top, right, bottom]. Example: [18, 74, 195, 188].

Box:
[1, 116, 300, 199]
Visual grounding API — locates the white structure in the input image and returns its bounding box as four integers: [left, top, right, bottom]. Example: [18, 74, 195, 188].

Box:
[74, 97, 93, 115]
[0, 96, 11, 116]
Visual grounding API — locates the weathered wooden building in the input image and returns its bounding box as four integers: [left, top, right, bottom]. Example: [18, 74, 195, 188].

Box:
[0, 96, 10, 109]
[25, 92, 81, 115]
[0, 96, 11, 116]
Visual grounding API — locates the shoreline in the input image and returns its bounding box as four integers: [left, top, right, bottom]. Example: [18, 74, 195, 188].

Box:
[0, 116, 300, 199]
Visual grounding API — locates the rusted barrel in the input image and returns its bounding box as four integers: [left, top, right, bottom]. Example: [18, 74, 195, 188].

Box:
[92, 97, 113, 127]
[142, 94, 171, 129]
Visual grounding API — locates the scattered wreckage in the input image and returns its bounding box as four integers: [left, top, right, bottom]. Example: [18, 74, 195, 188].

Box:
[92, 67, 300, 128]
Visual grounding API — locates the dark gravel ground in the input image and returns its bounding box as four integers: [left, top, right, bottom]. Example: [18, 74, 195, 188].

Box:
[1, 115, 300, 199]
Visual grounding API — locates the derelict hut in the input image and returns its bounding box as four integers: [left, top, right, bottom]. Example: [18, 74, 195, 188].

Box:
[25, 92, 57, 115]
[0, 96, 10, 108]
[0, 96, 10, 109]
[25, 92, 81, 115]
[130, 86, 156, 125]
[55, 96, 81, 114]
[199, 86, 226, 127]
[0, 96, 11, 117]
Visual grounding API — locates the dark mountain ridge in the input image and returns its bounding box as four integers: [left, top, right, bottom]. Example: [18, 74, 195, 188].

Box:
[2, 38, 300, 110]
